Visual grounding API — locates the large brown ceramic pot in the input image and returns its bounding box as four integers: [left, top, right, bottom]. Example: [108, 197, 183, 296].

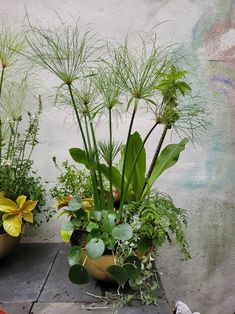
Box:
[80, 251, 115, 282]
[0, 232, 21, 259]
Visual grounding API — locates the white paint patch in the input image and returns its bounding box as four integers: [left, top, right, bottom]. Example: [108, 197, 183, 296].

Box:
[218, 28, 235, 51]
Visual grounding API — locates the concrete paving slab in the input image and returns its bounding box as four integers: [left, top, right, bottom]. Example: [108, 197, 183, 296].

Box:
[0, 244, 60, 302]
[31, 301, 169, 314]
[38, 245, 104, 303]
[0, 302, 32, 314]
[31, 302, 112, 314]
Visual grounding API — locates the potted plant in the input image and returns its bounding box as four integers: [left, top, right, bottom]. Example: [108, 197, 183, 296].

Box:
[0, 24, 49, 258]
[27, 22, 207, 305]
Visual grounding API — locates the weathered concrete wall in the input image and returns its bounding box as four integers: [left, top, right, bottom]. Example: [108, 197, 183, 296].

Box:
[0, 1, 234, 313]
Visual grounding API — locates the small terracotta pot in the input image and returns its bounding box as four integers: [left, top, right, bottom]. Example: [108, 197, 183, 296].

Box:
[0, 308, 8, 314]
[80, 251, 115, 282]
[0, 232, 21, 259]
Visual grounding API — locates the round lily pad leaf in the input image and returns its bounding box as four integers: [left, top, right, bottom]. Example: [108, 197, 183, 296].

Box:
[123, 256, 141, 280]
[86, 238, 105, 260]
[68, 246, 81, 266]
[112, 223, 133, 241]
[69, 264, 89, 284]
[107, 265, 129, 286]
[68, 195, 83, 211]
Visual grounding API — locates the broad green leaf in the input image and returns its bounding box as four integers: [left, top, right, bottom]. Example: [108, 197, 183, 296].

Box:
[68, 195, 83, 211]
[61, 221, 74, 242]
[143, 138, 188, 197]
[3, 216, 22, 237]
[69, 148, 89, 167]
[69, 264, 89, 284]
[100, 164, 123, 191]
[137, 236, 152, 255]
[112, 223, 132, 241]
[123, 132, 146, 201]
[68, 246, 81, 266]
[86, 238, 105, 260]
[107, 265, 129, 286]
[102, 213, 116, 233]
[92, 211, 102, 221]
[123, 256, 141, 280]
[86, 222, 99, 232]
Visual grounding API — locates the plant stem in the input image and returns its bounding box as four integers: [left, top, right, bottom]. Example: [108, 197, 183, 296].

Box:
[108, 108, 113, 211]
[144, 125, 168, 188]
[0, 68, 5, 164]
[0, 68, 5, 98]
[67, 84, 89, 155]
[120, 98, 138, 207]
[86, 110, 106, 210]
[84, 115, 100, 211]
[120, 121, 159, 208]
[0, 119, 2, 165]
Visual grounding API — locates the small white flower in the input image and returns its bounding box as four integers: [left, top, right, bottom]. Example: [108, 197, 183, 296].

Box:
[1, 159, 11, 166]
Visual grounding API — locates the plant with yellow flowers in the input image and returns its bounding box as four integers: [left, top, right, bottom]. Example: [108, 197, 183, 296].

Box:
[0, 23, 51, 236]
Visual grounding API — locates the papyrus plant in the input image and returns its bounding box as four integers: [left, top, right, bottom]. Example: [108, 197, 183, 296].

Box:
[26, 21, 208, 288]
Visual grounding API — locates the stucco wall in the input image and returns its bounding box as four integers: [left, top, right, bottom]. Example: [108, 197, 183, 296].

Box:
[0, 1, 234, 313]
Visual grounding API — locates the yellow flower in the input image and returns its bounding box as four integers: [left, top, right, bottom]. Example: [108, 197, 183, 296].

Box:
[0, 195, 37, 237]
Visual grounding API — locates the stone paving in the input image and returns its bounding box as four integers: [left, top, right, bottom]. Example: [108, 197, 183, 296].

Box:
[0, 243, 172, 314]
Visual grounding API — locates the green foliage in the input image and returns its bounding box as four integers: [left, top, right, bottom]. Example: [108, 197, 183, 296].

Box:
[50, 160, 93, 200]
[143, 138, 189, 197]
[123, 192, 190, 259]
[28, 20, 208, 307]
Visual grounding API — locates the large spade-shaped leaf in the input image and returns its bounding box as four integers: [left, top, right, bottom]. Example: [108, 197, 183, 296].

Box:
[69, 264, 89, 284]
[123, 256, 141, 280]
[143, 138, 188, 197]
[107, 265, 129, 286]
